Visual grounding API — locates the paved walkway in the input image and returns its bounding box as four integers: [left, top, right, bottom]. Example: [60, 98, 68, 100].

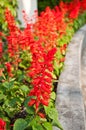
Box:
[81, 47, 86, 117]
[55, 25, 86, 130]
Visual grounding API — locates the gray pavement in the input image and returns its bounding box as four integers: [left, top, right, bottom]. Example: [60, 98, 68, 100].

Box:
[54, 25, 86, 130]
[81, 47, 86, 118]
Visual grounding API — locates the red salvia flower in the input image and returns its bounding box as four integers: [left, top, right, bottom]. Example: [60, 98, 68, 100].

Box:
[5, 62, 12, 73]
[28, 99, 36, 106]
[69, 1, 80, 19]
[28, 44, 57, 112]
[5, 8, 20, 34]
[38, 112, 45, 118]
[0, 118, 6, 130]
[0, 42, 2, 58]
[60, 57, 65, 62]
[80, 0, 86, 11]
[5, 62, 13, 77]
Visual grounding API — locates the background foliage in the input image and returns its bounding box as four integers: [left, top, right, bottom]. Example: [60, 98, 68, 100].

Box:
[38, 0, 72, 14]
[38, 0, 59, 14]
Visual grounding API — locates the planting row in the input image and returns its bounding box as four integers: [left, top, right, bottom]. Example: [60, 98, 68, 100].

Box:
[0, 0, 86, 129]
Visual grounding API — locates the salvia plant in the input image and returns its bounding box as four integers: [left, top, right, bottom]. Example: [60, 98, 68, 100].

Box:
[0, 0, 86, 130]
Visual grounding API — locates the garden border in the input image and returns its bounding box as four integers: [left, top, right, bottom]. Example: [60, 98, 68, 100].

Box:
[54, 25, 86, 130]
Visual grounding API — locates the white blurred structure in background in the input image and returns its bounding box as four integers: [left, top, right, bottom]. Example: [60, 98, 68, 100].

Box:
[17, 0, 37, 27]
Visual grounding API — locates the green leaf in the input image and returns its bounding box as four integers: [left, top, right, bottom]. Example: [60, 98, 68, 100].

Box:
[42, 122, 52, 130]
[24, 97, 35, 114]
[19, 63, 26, 69]
[32, 123, 44, 130]
[44, 106, 51, 115]
[0, 94, 6, 100]
[24, 97, 31, 107]
[44, 101, 54, 115]
[52, 119, 63, 130]
[20, 85, 29, 92]
[51, 92, 56, 100]
[16, 70, 24, 81]
[59, 62, 64, 69]
[25, 115, 34, 125]
[9, 97, 21, 107]
[13, 119, 28, 130]
[30, 115, 41, 126]
[56, 50, 62, 59]
[44, 105, 63, 130]
[2, 81, 14, 89]
[54, 60, 60, 76]
[26, 106, 35, 114]
[48, 108, 58, 120]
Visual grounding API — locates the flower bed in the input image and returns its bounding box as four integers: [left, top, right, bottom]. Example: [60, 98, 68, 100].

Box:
[0, 0, 86, 130]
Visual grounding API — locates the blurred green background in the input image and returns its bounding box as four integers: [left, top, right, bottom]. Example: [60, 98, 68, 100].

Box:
[38, 0, 72, 14]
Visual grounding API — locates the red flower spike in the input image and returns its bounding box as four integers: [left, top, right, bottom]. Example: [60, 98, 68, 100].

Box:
[28, 43, 56, 111]
[5, 8, 20, 33]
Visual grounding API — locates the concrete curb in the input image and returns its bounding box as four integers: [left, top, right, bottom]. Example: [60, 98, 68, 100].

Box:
[54, 25, 86, 130]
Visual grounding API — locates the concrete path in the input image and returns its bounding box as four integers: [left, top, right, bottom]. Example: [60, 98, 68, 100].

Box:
[81, 47, 86, 118]
[54, 25, 86, 130]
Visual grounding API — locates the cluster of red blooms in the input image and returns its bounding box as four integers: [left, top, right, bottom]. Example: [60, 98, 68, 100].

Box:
[24, 0, 86, 113]
[28, 43, 56, 111]
[59, 0, 80, 19]
[33, 0, 85, 52]
[4, 9, 34, 73]
[33, 7, 58, 50]
[0, 118, 6, 130]
[5, 8, 21, 71]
